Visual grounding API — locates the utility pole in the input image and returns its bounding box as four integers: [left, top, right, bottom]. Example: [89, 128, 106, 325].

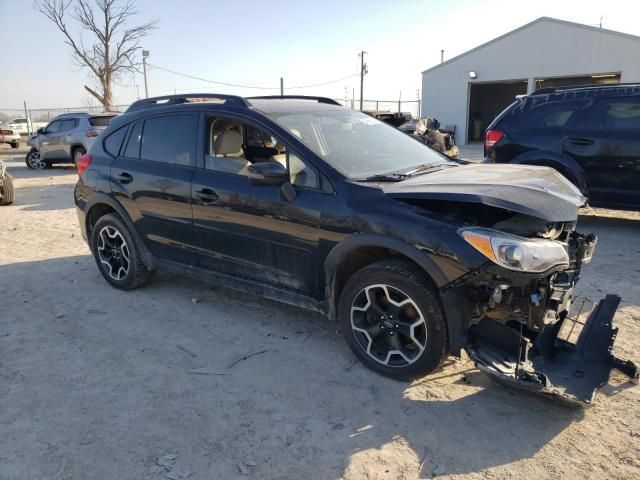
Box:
[352, 88, 355, 110]
[142, 49, 149, 98]
[359, 51, 367, 111]
[23, 101, 31, 136]
[280, 77, 284, 97]
[398, 90, 402, 113]
[440, 49, 444, 63]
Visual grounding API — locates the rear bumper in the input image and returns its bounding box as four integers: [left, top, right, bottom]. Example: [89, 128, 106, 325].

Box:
[76, 206, 88, 242]
[467, 294, 638, 406]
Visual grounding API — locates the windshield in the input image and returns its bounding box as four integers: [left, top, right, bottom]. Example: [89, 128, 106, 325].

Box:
[266, 109, 452, 178]
[11, 119, 27, 124]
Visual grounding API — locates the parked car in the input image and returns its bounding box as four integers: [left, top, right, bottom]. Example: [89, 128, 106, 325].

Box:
[74, 94, 637, 405]
[0, 160, 14, 205]
[483, 83, 640, 210]
[6, 117, 47, 135]
[0, 121, 21, 148]
[25, 112, 118, 169]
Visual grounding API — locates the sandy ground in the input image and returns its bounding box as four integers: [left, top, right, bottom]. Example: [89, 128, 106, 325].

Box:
[1, 144, 639, 480]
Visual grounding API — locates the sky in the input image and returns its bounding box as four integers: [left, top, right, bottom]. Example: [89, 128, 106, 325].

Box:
[1, 0, 639, 111]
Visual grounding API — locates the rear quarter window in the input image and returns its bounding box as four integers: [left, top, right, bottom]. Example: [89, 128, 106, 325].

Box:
[89, 116, 116, 127]
[103, 126, 128, 157]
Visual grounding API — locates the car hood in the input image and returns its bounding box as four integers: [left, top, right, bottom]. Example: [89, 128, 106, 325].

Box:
[381, 164, 586, 222]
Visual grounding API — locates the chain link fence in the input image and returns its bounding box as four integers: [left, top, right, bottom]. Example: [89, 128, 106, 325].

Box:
[0, 105, 130, 136]
[2, 98, 421, 135]
[336, 99, 421, 119]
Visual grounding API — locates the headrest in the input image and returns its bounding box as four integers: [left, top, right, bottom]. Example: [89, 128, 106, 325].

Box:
[214, 129, 242, 155]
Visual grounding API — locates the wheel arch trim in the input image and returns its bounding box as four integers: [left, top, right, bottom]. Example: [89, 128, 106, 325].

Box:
[322, 233, 450, 319]
[84, 193, 155, 270]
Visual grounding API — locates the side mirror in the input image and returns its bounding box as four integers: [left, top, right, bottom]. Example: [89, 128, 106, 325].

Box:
[37, 127, 46, 135]
[248, 161, 289, 186]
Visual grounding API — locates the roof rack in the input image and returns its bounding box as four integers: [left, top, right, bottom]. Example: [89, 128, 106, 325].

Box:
[532, 83, 640, 95]
[246, 95, 342, 106]
[126, 94, 250, 112]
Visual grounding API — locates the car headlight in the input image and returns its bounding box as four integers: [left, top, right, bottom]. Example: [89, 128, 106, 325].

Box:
[459, 227, 569, 273]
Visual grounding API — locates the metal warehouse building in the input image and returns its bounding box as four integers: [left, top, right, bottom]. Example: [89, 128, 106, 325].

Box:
[421, 17, 640, 145]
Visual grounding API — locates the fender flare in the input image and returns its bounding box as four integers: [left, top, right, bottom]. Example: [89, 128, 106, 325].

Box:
[322, 233, 449, 319]
[511, 151, 590, 196]
[84, 193, 155, 270]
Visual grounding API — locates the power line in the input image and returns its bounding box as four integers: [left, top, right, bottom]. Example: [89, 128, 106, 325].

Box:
[286, 74, 360, 89]
[146, 62, 359, 91]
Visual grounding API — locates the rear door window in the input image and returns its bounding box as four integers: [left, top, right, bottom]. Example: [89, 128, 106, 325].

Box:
[141, 114, 197, 166]
[123, 121, 143, 159]
[585, 97, 640, 131]
[60, 119, 78, 132]
[506, 99, 589, 129]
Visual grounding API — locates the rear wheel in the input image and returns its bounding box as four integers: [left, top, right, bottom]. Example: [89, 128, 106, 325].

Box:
[10, 142, 19, 149]
[25, 149, 47, 170]
[338, 259, 448, 381]
[0, 172, 14, 205]
[72, 146, 86, 164]
[90, 214, 151, 290]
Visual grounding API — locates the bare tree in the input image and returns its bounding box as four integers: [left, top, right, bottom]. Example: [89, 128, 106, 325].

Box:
[36, 0, 156, 110]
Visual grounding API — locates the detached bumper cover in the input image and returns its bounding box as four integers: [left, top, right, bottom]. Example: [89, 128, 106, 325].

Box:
[467, 294, 638, 406]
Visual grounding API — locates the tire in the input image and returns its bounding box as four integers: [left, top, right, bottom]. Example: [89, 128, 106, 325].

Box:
[0, 172, 14, 205]
[90, 213, 152, 290]
[338, 259, 448, 381]
[72, 146, 86, 164]
[25, 149, 48, 170]
[10, 142, 19, 149]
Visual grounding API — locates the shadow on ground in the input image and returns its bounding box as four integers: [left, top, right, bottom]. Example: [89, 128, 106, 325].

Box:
[0, 255, 590, 479]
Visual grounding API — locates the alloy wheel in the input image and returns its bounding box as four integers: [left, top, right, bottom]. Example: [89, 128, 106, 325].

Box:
[350, 284, 427, 367]
[97, 225, 130, 281]
[27, 151, 46, 169]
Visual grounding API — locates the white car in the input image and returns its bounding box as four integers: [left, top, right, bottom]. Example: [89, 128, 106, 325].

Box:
[6, 118, 47, 136]
[0, 121, 21, 148]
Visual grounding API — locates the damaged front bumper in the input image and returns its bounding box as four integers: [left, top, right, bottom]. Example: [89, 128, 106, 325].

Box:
[442, 231, 637, 406]
[467, 294, 638, 406]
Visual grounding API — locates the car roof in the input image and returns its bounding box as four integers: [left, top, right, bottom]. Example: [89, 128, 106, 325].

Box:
[125, 94, 344, 114]
[530, 83, 640, 97]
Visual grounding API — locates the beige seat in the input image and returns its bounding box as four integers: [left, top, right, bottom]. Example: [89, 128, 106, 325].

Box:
[205, 128, 250, 175]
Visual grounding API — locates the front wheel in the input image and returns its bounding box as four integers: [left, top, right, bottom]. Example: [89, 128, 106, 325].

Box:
[10, 142, 19, 149]
[0, 172, 14, 205]
[338, 259, 448, 381]
[90, 214, 152, 290]
[25, 149, 48, 170]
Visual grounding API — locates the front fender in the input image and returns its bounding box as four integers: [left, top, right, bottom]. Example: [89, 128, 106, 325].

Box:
[322, 233, 460, 319]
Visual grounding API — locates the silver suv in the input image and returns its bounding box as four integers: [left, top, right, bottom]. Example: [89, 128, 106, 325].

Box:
[25, 112, 117, 169]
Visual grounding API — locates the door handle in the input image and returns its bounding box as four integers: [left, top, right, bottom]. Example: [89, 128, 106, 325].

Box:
[116, 172, 133, 184]
[194, 188, 219, 204]
[568, 137, 594, 146]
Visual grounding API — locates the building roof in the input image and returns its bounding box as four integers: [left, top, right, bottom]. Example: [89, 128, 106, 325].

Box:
[422, 17, 640, 75]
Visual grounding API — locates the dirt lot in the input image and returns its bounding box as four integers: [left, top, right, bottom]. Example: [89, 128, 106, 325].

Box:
[1, 144, 639, 480]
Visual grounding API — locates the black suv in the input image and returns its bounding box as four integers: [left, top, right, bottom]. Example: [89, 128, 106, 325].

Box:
[483, 84, 640, 210]
[74, 94, 636, 404]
